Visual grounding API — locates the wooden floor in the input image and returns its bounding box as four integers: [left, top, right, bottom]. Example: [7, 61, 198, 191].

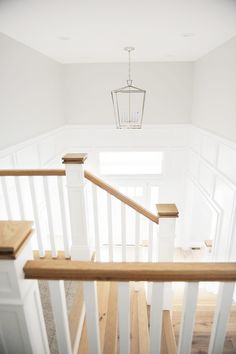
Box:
[77, 281, 236, 354]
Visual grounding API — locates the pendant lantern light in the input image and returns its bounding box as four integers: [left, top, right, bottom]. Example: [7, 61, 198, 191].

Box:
[111, 47, 146, 129]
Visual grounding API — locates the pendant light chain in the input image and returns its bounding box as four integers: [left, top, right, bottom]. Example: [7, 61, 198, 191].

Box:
[128, 49, 131, 83]
[126, 47, 134, 86]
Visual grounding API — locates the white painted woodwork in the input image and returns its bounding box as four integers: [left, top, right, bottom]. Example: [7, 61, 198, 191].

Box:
[157, 218, 176, 261]
[121, 203, 127, 261]
[64, 162, 91, 260]
[64, 157, 100, 354]
[29, 176, 45, 257]
[135, 213, 140, 262]
[72, 304, 85, 354]
[1, 124, 236, 260]
[57, 176, 70, 258]
[148, 221, 154, 262]
[149, 282, 164, 354]
[14, 177, 25, 219]
[43, 176, 57, 257]
[0, 238, 50, 353]
[178, 282, 199, 354]
[157, 217, 176, 309]
[83, 281, 101, 354]
[107, 193, 113, 261]
[147, 221, 154, 305]
[208, 282, 235, 354]
[92, 184, 101, 261]
[118, 282, 130, 354]
[48, 280, 72, 354]
[1, 177, 12, 219]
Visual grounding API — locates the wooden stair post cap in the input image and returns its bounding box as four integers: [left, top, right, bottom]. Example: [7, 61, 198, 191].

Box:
[62, 153, 88, 164]
[156, 204, 179, 218]
[0, 221, 33, 259]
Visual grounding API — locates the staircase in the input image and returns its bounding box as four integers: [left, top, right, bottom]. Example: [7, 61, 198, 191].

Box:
[35, 252, 236, 354]
[0, 152, 236, 354]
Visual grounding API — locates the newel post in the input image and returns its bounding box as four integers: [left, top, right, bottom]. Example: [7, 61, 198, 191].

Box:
[0, 221, 49, 354]
[62, 153, 92, 261]
[63, 153, 101, 354]
[157, 204, 179, 309]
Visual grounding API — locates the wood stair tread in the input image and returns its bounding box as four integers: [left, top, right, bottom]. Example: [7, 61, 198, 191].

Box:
[77, 282, 177, 354]
[78, 282, 151, 354]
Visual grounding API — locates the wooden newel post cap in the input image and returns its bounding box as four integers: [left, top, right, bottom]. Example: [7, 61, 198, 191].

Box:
[62, 153, 88, 164]
[0, 221, 33, 259]
[156, 204, 179, 218]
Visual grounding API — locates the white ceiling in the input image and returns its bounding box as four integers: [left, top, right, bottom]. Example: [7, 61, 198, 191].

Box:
[0, 0, 236, 63]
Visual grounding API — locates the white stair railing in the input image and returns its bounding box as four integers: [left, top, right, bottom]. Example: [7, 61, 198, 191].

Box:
[0, 153, 179, 266]
[0, 152, 179, 354]
[24, 260, 236, 354]
[0, 169, 70, 258]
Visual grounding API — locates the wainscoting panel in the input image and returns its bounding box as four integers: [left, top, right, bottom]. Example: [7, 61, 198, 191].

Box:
[188, 127, 236, 261]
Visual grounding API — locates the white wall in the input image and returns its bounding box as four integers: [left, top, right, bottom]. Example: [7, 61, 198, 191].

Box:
[0, 33, 64, 150]
[192, 36, 236, 142]
[63, 62, 193, 125]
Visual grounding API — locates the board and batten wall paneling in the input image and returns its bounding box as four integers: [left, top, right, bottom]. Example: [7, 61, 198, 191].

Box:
[217, 144, 236, 184]
[187, 126, 236, 260]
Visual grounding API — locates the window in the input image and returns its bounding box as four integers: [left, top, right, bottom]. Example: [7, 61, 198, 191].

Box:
[99, 151, 163, 175]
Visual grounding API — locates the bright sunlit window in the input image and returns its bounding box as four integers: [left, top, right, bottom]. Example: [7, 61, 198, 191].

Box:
[99, 151, 163, 175]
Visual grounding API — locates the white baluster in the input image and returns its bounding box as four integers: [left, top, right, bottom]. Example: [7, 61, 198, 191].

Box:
[147, 221, 154, 304]
[149, 282, 164, 354]
[43, 176, 57, 257]
[178, 282, 199, 354]
[148, 221, 154, 262]
[208, 282, 235, 354]
[107, 193, 113, 261]
[83, 281, 101, 354]
[121, 203, 126, 261]
[48, 280, 72, 354]
[118, 282, 130, 354]
[92, 184, 101, 261]
[135, 213, 140, 261]
[57, 176, 70, 258]
[14, 177, 25, 219]
[29, 176, 45, 257]
[1, 177, 12, 219]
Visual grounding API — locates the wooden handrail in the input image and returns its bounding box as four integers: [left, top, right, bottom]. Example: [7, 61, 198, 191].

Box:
[0, 168, 158, 223]
[24, 260, 236, 282]
[84, 170, 159, 223]
[0, 169, 65, 176]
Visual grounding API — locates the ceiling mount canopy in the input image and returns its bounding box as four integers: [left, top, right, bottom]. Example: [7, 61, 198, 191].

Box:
[111, 47, 146, 129]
